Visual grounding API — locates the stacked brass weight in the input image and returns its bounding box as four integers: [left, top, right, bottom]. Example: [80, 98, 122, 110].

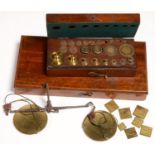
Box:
[13, 104, 48, 135]
[82, 111, 117, 141]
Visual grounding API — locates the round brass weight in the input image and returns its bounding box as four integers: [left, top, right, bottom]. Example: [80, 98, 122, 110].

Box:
[82, 111, 117, 141]
[119, 44, 135, 57]
[13, 104, 48, 135]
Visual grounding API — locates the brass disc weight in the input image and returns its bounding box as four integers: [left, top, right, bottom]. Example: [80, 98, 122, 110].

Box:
[82, 111, 117, 141]
[119, 44, 134, 57]
[13, 104, 48, 135]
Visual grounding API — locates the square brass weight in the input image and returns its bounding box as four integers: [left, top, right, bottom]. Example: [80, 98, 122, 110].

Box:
[119, 108, 132, 119]
[132, 117, 144, 128]
[124, 127, 138, 139]
[133, 105, 148, 119]
[104, 100, 119, 113]
[118, 122, 127, 131]
[140, 125, 153, 137]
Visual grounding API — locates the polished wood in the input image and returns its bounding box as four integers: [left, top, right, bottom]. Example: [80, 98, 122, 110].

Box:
[47, 14, 140, 23]
[14, 36, 148, 100]
[46, 14, 140, 38]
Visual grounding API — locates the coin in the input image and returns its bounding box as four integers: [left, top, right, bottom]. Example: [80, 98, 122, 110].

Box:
[82, 111, 117, 141]
[119, 44, 135, 57]
[13, 104, 48, 135]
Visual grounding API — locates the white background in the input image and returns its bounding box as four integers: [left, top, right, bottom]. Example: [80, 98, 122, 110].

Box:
[0, 10, 155, 155]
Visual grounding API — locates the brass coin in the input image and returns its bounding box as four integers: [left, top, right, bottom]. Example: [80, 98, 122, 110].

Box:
[119, 44, 135, 57]
[13, 104, 48, 135]
[82, 111, 117, 141]
[104, 45, 118, 56]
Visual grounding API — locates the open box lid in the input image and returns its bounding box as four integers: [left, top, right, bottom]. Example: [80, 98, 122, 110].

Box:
[46, 14, 140, 38]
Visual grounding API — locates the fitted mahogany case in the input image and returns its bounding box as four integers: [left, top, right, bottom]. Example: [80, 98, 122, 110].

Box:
[14, 14, 148, 100]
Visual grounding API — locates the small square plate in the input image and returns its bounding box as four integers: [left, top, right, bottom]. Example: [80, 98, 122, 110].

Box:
[124, 127, 138, 139]
[118, 122, 127, 131]
[140, 125, 153, 137]
[133, 105, 148, 119]
[132, 117, 144, 128]
[119, 108, 132, 119]
[105, 100, 119, 113]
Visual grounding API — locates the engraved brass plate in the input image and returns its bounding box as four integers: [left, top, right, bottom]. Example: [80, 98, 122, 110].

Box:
[82, 111, 117, 141]
[119, 108, 132, 119]
[118, 122, 127, 131]
[104, 100, 119, 113]
[140, 125, 153, 137]
[132, 117, 143, 128]
[124, 127, 138, 139]
[13, 104, 48, 135]
[119, 44, 134, 58]
[133, 105, 148, 119]
[104, 45, 118, 56]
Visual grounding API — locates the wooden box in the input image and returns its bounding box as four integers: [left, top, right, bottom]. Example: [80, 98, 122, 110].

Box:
[47, 38, 137, 77]
[14, 36, 148, 100]
[46, 14, 140, 77]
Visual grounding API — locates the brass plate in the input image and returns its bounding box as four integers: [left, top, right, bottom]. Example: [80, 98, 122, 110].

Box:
[13, 104, 48, 135]
[124, 127, 138, 139]
[82, 111, 117, 141]
[119, 108, 132, 119]
[104, 100, 119, 113]
[140, 125, 153, 137]
[133, 105, 148, 119]
[104, 45, 118, 56]
[119, 44, 134, 58]
[118, 122, 127, 131]
[132, 117, 144, 128]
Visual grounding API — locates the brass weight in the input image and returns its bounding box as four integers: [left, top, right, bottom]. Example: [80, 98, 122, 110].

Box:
[68, 55, 78, 66]
[50, 51, 63, 66]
